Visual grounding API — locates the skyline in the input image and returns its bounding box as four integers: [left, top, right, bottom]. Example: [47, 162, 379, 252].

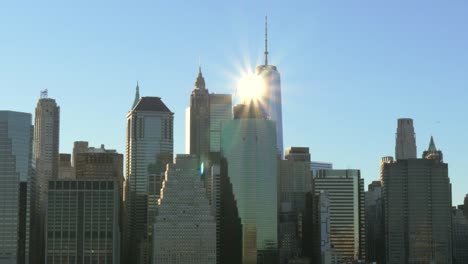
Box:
[1, 1, 467, 205]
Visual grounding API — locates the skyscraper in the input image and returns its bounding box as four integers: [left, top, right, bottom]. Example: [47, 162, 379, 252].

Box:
[209, 94, 232, 153]
[313, 169, 366, 262]
[381, 136, 452, 263]
[365, 180, 384, 264]
[452, 206, 468, 264]
[221, 101, 278, 264]
[0, 111, 34, 264]
[46, 179, 121, 264]
[278, 147, 312, 263]
[188, 68, 232, 178]
[152, 154, 216, 264]
[189, 68, 210, 166]
[395, 118, 416, 160]
[125, 92, 174, 264]
[255, 17, 283, 156]
[33, 90, 60, 264]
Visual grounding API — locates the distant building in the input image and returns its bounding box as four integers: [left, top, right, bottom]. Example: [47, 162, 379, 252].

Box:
[58, 154, 75, 180]
[152, 155, 216, 264]
[395, 118, 416, 160]
[221, 101, 278, 263]
[381, 136, 452, 263]
[125, 93, 174, 264]
[278, 147, 312, 263]
[313, 169, 366, 262]
[73, 142, 123, 183]
[46, 179, 120, 264]
[310, 161, 332, 177]
[452, 206, 468, 264]
[0, 111, 34, 264]
[33, 92, 60, 264]
[365, 180, 384, 264]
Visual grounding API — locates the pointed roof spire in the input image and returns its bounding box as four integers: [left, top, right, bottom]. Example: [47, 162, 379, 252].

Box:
[195, 66, 206, 90]
[132, 81, 140, 109]
[264, 15, 269, 66]
[428, 136, 437, 152]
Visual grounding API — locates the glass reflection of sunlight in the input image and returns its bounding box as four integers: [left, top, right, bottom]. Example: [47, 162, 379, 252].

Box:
[237, 71, 264, 102]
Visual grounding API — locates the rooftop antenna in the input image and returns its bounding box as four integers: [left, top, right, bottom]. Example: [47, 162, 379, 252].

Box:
[40, 89, 48, 99]
[198, 56, 201, 73]
[264, 15, 269, 65]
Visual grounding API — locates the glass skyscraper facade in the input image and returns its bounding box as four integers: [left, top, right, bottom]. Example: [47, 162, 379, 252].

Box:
[125, 96, 173, 264]
[221, 103, 278, 264]
[0, 111, 33, 264]
[254, 18, 283, 156]
[209, 94, 232, 153]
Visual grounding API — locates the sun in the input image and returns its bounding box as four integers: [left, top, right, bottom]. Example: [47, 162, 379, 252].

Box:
[237, 70, 264, 102]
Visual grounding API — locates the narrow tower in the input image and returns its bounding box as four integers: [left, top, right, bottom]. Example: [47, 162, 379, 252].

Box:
[255, 17, 284, 156]
[395, 118, 417, 160]
[33, 90, 60, 264]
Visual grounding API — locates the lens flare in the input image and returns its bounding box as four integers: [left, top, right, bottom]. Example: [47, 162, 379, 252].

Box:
[237, 71, 264, 102]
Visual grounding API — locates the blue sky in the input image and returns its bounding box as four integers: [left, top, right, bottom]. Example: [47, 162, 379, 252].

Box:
[1, 1, 467, 205]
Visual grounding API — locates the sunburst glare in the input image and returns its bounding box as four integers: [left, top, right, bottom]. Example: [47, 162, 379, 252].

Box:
[237, 69, 265, 103]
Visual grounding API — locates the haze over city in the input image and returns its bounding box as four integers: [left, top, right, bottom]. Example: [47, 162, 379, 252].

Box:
[1, 1, 468, 264]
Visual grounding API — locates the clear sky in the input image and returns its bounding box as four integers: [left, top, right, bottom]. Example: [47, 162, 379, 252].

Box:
[1, 1, 467, 205]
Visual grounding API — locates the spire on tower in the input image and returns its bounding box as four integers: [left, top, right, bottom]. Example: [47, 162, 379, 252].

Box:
[264, 15, 269, 66]
[132, 81, 140, 109]
[195, 66, 206, 90]
[428, 136, 437, 152]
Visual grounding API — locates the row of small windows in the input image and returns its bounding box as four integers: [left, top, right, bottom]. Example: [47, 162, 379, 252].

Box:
[48, 231, 113, 239]
[49, 181, 114, 190]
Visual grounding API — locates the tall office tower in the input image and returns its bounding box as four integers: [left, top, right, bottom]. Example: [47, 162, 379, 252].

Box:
[255, 17, 283, 156]
[126, 94, 174, 264]
[313, 169, 366, 262]
[395, 118, 417, 160]
[189, 67, 210, 166]
[33, 90, 60, 264]
[221, 102, 278, 263]
[0, 111, 34, 264]
[310, 161, 332, 178]
[58, 154, 75, 179]
[452, 206, 468, 264]
[278, 147, 312, 263]
[365, 180, 384, 264]
[381, 136, 452, 263]
[46, 179, 121, 264]
[152, 155, 216, 264]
